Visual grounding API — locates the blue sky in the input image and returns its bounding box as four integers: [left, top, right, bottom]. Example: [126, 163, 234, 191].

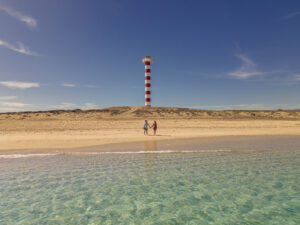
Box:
[0, 0, 300, 112]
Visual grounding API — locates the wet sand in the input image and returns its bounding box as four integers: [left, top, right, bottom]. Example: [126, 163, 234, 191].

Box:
[1, 135, 300, 156]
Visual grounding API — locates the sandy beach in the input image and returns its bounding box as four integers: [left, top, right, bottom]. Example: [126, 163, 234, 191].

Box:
[0, 107, 299, 151]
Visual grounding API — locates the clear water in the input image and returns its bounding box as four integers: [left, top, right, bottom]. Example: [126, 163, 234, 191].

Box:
[0, 150, 299, 224]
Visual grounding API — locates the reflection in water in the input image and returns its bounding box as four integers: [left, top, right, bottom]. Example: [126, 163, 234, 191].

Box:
[143, 140, 158, 151]
[143, 141, 159, 173]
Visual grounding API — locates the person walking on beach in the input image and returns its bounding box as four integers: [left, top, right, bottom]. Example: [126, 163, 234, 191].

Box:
[143, 120, 150, 135]
[151, 121, 158, 135]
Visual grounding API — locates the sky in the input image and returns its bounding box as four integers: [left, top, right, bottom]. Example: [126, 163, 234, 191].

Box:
[0, 0, 300, 112]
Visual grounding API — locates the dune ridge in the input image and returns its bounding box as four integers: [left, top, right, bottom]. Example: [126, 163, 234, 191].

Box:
[1, 106, 300, 120]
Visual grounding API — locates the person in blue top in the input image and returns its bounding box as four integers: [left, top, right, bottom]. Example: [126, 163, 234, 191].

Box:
[143, 120, 150, 135]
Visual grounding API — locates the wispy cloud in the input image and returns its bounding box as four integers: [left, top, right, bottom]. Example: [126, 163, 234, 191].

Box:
[192, 104, 265, 110]
[49, 102, 98, 110]
[294, 74, 300, 81]
[0, 40, 39, 56]
[61, 83, 76, 88]
[0, 6, 37, 28]
[0, 96, 17, 100]
[284, 11, 300, 20]
[0, 102, 31, 107]
[0, 107, 27, 113]
[49, 102, 78, 109]
[191, 103, 299, 110]
[85, 85, 97, 88]
[61, 83, 98, 88]
[82, 102, 98, 110]
[228, 54, 267, 79]
[0, 81, 40, 89]
[0, 100, 32, 113]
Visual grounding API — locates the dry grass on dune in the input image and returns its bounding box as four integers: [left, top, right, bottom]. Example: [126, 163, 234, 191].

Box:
[0, 106, 300, 121]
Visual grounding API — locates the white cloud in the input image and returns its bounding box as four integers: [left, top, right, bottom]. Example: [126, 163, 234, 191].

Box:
[228, 54, 266, 79]
[294, 74, 300, 81]
[0, 102, 30, 107]
[193, 104, 265, 110]
[61, 83, 76, 88]
[284, 11, 300, 20]
[61, 83, 98, 88]
[0, 107, 26, 112]
[0, 6, 37, 28]
[0, 96, 17, 100]
[233, 104, 265, 109]
[0, 81, 40, 89]
[49, 102, 79, 109]
[0, 100, 32, 112]
[59, 102, 78, 108]
[82, 102, 98, 110]
[0, 40, 39, 56]
[49, 102, 98, 110]
[85, 85, 97, 88]
[191, 104, 300, 110]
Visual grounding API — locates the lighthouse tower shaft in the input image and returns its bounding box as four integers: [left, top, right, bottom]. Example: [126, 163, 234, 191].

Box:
[142, 56, 153, 107]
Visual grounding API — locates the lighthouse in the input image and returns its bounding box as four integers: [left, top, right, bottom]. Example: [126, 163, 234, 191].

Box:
[142, 56, 153, 107]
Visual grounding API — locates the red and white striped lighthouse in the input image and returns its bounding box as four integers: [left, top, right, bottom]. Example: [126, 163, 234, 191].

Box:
[142, 56, 153, 107]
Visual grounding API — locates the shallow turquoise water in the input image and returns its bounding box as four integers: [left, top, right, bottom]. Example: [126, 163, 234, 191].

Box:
[0, 150, 299, 224]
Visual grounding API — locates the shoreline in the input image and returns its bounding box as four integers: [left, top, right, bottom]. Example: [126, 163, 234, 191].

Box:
[1, 119, 300, 151]
[1, 135, 300, 156]
[1, 109, 299, 153]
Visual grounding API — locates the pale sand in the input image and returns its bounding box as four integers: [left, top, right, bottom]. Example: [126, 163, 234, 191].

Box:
[0, 107, 299, 151]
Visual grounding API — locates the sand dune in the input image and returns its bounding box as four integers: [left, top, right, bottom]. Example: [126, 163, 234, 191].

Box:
[0, 107, 299, 150]
[1, 106, 300, 120]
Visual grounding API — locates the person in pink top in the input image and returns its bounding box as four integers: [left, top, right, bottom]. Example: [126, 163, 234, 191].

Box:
[151, 121, 157, 135]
